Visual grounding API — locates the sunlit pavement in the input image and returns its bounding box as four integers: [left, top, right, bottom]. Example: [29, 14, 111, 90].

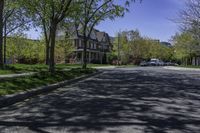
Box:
[0, 67, 200, 133]
[164, 66, 200, 72]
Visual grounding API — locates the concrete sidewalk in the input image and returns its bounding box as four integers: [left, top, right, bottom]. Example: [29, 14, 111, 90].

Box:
[164, 66, 200, 71]
[0, 72, 37, 79]
[93, 66, 116, 69]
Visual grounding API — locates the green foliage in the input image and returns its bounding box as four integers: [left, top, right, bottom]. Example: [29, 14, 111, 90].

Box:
[173, 32, 198, 59]
[172, 31, 200, 65]
[4, 0, 30, 35]
[18, 0, 74, 72]
[179, 0, 200, 41]
[111, 30, 175, 64]
[6, 35, 45, 64]
[55, 38, 75, 64]
[0, 69, 15, 75]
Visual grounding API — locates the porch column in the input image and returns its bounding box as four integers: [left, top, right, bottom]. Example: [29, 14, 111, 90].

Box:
[89, 52, 91, 63]
[81, 52, 84, 64]
[106, 53, 109, 63]
[192, 57, 195, 66]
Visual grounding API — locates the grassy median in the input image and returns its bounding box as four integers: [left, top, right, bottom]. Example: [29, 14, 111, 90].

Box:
[0, 68, 96, 96]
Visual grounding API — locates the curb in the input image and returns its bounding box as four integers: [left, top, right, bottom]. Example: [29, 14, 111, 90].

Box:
[0, 70, 102, 108]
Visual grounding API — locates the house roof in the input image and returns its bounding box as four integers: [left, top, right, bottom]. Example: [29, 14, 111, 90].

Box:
[56, 25, 112, 44]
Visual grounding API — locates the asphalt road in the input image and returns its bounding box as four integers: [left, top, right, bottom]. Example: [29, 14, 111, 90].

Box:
[0, 67, 200, 133]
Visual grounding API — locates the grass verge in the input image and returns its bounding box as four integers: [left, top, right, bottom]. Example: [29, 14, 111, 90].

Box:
[4, 63, 113, 73]
[0, 70, 17, 75]
[0, 68, 96, 96]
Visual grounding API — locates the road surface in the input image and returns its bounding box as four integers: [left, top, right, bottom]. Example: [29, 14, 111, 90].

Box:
[0, 67, 200, 133]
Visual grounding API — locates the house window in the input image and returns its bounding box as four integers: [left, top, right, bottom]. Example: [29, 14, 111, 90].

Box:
[91, 42, 94, 49]
[75, 39, 79, 48]
[89, 42, 91, 49]
[80, 40, 83, 48]
[77, 53, 81, 59]
[94, 53, 96, 59]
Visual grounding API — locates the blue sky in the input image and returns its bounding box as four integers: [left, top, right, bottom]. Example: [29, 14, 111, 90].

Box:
[26, 0, 186, 42]
[97, 0, 186, 42]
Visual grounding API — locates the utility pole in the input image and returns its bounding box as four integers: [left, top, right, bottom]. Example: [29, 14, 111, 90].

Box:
[117, 32, 120, 65]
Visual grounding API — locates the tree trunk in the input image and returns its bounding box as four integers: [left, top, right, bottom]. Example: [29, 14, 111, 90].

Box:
[3, 20, 6, 64]
[49, 22, 57, 73]
[45, 41, 50, 65]
[82, 35, 87, 69]
[0, 0, 4, 68]
[42, 20, 50, 65]
[64, 47, 68, 64]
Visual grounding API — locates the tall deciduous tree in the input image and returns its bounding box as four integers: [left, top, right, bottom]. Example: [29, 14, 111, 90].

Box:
[20, 0, 73, 73]
[3, 0, 30, 64]
[172, 32, 199, 65]
[0, 0, 4, 68]
[19, 0, 51, 65]
[176, 0, 200, 65]
[74, 0, 136, 69]
[111, 29, 174, 65]
[179, 0, 200, 41]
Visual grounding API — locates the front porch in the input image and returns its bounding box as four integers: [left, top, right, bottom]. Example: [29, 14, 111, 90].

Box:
[69, 51, 108, 64]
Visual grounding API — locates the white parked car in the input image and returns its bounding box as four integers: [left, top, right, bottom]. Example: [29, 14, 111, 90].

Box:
[149, 59, 159, 66]
[149, 59, 164, 66]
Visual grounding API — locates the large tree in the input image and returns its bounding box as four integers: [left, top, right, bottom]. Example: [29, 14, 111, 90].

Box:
[0, 0, 4, 68]
[20, 0, 74, 73]
[172, 32, 199, 65]
[74, 0, 137, 69]
[20, 0, 52, 65]
[179, 0, 200, 40]
[111, 30, 174, 65]
[177, 0, 200, 65]
[3, 0, 30, 64]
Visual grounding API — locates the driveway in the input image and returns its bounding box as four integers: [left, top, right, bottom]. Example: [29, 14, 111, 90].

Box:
[0, 67, 200, 133]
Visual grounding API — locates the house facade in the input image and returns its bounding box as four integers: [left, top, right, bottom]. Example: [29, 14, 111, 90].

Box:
[69, 29, 112, 64]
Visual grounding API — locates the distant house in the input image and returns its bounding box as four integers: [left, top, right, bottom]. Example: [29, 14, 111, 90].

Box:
[57, 28, 112, 64]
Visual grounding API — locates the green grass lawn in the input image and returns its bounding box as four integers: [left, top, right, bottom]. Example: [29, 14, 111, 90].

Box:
[0, 63, 135, 75]
[0, 68, 96, 96]
[0, 69, 17, 75]
[6, 64, 49, 72]
[0, 63, 111, 95]
[5, 63, 114, 72]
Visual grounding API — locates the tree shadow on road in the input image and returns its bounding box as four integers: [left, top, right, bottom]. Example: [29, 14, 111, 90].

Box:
[0, 69, 200, 133]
